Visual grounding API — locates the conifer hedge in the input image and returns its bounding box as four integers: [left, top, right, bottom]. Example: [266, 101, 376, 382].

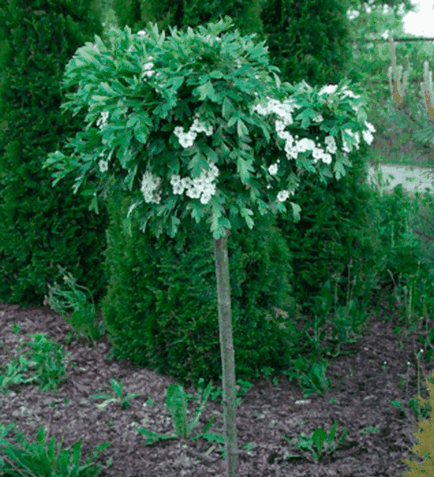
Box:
[0, 0, 112, 309]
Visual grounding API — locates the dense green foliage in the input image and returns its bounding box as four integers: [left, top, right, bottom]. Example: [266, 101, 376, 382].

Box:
[108, 0, 356, 90]
[273, 142, 376, 310]
[101, 191, 296, 389]
[259, 0, 355, 89]
[0, 0, 111, 309]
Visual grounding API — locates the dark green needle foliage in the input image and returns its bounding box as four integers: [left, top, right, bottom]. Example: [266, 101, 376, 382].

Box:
[0, 0, 112, 310]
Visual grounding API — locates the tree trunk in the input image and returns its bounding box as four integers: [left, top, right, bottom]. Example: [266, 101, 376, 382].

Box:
[213, 228, 238, 477]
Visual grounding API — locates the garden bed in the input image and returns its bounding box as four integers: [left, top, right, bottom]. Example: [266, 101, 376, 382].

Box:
[0, 296, 431, 476]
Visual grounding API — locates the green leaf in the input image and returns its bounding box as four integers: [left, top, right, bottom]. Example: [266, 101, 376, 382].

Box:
[341, 120, 361, 131]
[188, 151, 210, 179]
[166, 384, 188, 438]
[79, 48, 101, 67]
[327, 420, 338, 443]
[333, 160, 346, 180]
[134, 123, 149, 144]
[272, 72, 281, 89]
[236, 119, 249, 138]
[240, 207, 254, 229]
[227, 115, 238, 128]
[290, 202, 301, 223]
[201, 145, 219, 164]
[110, 80, 129, 96]
[116, 131, 133, 169]
[168, 215, 181, 237]
[209, 70, 224, 79]
[189, 203, 205, 224]
[356, 106, 368, 124]
[65, 58, 87, 71]
[211, 215, 231, 240]
[90, 393, 113, 400]
[99, 82, 118, 96]
[189, 415, 218, 442]
[413, 121, 434, 145]
[312, 428, 327, 454]
[90, 94, 110, 104]
[197, 81, 218, 102]
[111, 378, 123, 397]
[161, 123, 175, 132]
[234, 78, 252, 94]
[126, 116, 139, 128]
[186, 381, 215, 437]
[168, 76, 184, 91]
[137, 428, 175, 445]
[124, 163, 139, 192]
[124, 392, 141, 401]
[236, 154, 255, 184]
[222, 97, 236, 120]
[89, 194, 100, 214]
[296, 107, 317, 121]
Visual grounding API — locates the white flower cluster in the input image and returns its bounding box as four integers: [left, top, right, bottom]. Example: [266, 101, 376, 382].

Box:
[251, 85, 375, 189]
[96, 111, 109, 129]
[140, 114, 218, 205]
[96, 112, 110, 173]
[141, 55, 155, 79]
[173, 116, 213, 147]
[203, 34, 221, 43]
[252, 97, 336, 166]
[139, 161, 219, 206]
[170, 162, 219, 204]
[319, 84, 339, 98]
[317, 84, 376, 149]
[138, 54, 165, 91]
[140, 171, 162, 204]
[99, 156, 108, 172]
[324, 85, 376, 150]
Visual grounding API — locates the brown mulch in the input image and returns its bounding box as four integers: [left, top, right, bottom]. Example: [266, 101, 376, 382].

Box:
[0, 294, 433, 477]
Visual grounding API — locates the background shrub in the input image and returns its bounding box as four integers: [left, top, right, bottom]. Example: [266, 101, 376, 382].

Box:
[0, 0, 112, 309]
[274, 141, 381, 316]
[100, 190, 297, 389]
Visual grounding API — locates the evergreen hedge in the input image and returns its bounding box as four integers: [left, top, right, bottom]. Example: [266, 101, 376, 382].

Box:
[0, 0, 112, 310]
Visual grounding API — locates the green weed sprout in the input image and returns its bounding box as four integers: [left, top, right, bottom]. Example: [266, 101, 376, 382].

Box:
[0, 422, 110, 477]
[0, 331, 71, 394]
[135, 381, 224, 448]
[44, 264, 104, 347]
[284, 420, 348, 462]
[90, 378, 141, 410]
[283, 358, 331, 398]
[0, 357, 40, 395]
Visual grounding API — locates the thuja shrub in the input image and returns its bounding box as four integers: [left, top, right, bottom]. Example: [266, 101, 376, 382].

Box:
[109, 0, 355, 93]
[100, 192, 298, 389]
[273, 140, 381, 316]
[258, 0, 355, 91]
[0, 0, 111, 309]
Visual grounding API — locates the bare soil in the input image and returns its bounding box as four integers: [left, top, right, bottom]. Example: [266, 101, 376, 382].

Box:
[0, 293, 433, 477]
